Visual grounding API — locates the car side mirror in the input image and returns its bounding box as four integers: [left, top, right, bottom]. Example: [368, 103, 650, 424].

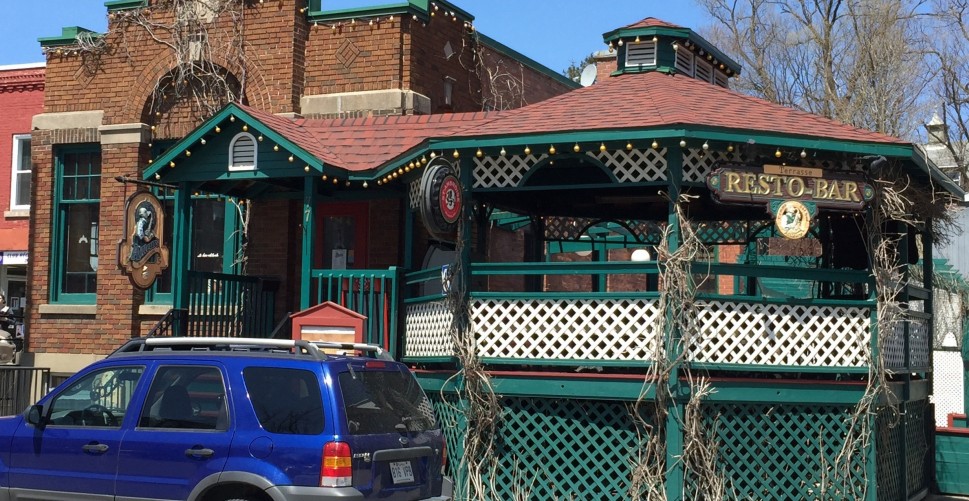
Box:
[26, 404, 47, 428]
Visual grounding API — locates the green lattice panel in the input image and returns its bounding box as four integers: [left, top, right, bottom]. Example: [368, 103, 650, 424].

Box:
[697, 403, 866, 500]
[491, 396, 657, 500]
[432, 393, 656, 500]
[429, 392, 466, 479]
[905, 399, 928, 497]
[876, 406, 903, 501]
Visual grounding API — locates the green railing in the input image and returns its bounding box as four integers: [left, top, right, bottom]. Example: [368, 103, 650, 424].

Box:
[310, 268, 400, 350]
[184, 271, 278, 337]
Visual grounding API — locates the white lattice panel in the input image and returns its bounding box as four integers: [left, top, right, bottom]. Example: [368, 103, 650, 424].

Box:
[688, 301, 871, 367]
[471, 298, 660, 361]
[473, 153, 548, 188]
[585, 148, 667, 183]
[404, 300, 454, 357]
[682, 148, 742, 183]
[933, 350, 965, 427]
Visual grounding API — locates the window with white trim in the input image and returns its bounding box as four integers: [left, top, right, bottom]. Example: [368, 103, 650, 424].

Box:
[228, 132, 257, 171]
[10, 134, 31, 210]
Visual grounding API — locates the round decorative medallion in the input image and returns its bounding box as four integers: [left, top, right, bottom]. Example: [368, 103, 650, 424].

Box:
[419, 157, 462, 241]
[439, 175, 462, 224]
[774, 200, 811, 240]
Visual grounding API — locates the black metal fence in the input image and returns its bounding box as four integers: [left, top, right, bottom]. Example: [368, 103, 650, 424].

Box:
[0, 367, 50, 416]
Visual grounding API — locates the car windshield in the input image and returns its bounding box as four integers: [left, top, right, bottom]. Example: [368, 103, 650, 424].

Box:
[338, 368, 436, 434]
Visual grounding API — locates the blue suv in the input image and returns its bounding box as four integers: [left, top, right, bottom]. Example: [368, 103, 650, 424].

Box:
[0, 337, 450, 501]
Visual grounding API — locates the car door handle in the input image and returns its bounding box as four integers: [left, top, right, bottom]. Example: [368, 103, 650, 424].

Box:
[82, 443, 109, 454]
[184, 447, 215, 458]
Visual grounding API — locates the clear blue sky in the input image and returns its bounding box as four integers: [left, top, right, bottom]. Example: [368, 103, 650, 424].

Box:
[0, 1, 709, 73]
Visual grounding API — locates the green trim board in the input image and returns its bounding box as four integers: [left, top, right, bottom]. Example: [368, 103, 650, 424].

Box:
[414, 370, 658, 401]
[39, 27, 100, 48]
[415, 370, 884, 404]
[432, 127, 918, 160]
[104, 0, 145, 10]
[144, 104, 326, 183]
[308, 0, 473, 24]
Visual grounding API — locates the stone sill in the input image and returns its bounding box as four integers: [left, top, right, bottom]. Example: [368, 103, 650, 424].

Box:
[3, 209, 29, 219]
[38, 304, 97, 316]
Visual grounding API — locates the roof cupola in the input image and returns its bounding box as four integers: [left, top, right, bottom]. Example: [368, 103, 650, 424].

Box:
[601, 17, 741, 88]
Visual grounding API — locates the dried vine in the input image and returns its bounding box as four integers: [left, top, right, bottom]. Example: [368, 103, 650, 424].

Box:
[460, 30, 528, 111]
[63, 0, 253, 132]
[629, 194, 726, 500]
[442, 220, 502, 500]
[830, 164, 916, 498]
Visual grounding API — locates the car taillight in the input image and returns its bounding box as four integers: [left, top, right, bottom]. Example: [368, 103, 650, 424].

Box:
[321, 441, 352, 487]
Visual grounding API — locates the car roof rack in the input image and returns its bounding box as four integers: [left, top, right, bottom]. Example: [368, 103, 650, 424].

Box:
[109, 337, 393, 361]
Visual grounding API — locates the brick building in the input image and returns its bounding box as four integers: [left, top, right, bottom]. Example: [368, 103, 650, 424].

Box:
[26, 0, 575, 375]
[0, 63, 42, 324]
[21, 4, 969, 497]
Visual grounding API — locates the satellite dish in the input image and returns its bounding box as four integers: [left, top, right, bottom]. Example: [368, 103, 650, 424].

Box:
[579, 64, 597, 87]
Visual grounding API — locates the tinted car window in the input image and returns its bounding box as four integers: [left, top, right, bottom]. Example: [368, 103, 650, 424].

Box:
[339, 369, 436, 434]
[48, 366, 145, 427]
[243, 367, 323, 435]
[139, 365, 227, 430]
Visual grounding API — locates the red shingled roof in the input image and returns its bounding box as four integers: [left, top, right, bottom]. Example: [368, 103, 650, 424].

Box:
[237, 71, 906, 173]
[458, 72, 906, 144]
[622, 17, 685, 30]
[296, 111, 507, 171]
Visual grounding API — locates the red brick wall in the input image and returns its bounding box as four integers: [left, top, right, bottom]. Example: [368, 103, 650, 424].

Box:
[0, 66, 43, 236]
[246, 199, 293, 320]
[478, 43, 576, 109]
[305, 18, 406, 97]
[409, 16, 481, 112]
[42, 2, 302, 126]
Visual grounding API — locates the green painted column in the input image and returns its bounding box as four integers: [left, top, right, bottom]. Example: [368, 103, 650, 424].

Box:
[171, 182, 192, 336]
[300, 176, 318, 310]
[664, 147, 684, 501]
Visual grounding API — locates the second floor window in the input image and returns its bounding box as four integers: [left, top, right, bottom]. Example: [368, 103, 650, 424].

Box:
[10, 135, 31, 210]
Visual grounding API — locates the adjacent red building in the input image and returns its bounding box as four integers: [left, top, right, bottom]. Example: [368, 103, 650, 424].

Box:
[0, 63, 42, 321]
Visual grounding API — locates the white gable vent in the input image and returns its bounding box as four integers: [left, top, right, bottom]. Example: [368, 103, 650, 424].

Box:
[675, 49, 694, 77]
[228, 132, 257, 171]
[625, 41, 657, 68]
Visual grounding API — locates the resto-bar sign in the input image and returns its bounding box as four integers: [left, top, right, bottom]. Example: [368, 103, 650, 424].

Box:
[707, 163, 873, 210]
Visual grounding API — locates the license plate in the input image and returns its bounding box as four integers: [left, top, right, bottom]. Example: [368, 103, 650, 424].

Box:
[389, 460, 415, 484]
